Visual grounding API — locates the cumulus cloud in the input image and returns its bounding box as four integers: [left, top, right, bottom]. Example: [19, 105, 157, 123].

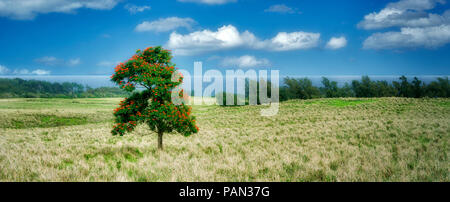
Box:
[358, 5, 449, 29]
[358, 0, 447, 30]
[220, 55, 270, 68]
[124, 4, 150, 14]
[0, 64, 9, 74]
[35, 56, 81, 66]
[135, 17, 196, 32]
[270, 32, 320, 51]
[167, 25, 260, 55]
[166, 25, 320, 55]
[177, 0, 237, 5]
[31, 69, 51, 75]
[359, 0, 450, 50]
[326, 37, 348, 50]
[264, 4, 300, 14]
[0, 0, 119, 20]
[363, 24, 450, 49]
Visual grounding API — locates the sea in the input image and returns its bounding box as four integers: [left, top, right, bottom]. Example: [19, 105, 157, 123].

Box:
[0, 75, 448, 88]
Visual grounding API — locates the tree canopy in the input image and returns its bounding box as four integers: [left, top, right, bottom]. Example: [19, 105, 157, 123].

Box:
[110, 46, 198, 149]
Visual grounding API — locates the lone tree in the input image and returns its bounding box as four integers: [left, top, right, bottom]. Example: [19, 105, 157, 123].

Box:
[111, 46, 199, 150]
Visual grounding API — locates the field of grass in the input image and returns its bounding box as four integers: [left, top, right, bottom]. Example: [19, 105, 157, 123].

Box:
[0, 97, 448, 182]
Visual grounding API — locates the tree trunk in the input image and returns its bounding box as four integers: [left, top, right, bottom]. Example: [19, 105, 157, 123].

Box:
[158, 130, 164, 150]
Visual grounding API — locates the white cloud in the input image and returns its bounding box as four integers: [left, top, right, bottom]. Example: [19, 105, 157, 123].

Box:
[359, 9, 450, 30]
[124, 4, 150, 14]
[220, 55, 270, 68]
[68, 58, 81, 66]
[12, 69, 30, 75]
[326, 37, 348, 50]
[135, 17, 196, 32]
[0, 64, 9, 74]
[31, 69, 51, 75]
[388, 0, 445, 11]
[177, 0, 237, 5]
[166, 25, 320, 55]
[11, 68, 50, 75]
[363, 24, 450, 49]
[358, 0, 447, 30]
[0, 0, 120, 20]
[359, 0, 450, 50]
[167, 25, 259, 55]
[35, 56, 80, 66]
[264, 4, 300, 14]
[270, 32, 320, 51]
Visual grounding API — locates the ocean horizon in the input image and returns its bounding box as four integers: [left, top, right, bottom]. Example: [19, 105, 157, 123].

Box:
[1, 74, 449, 88]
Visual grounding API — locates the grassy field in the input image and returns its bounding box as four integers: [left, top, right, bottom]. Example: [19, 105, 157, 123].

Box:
[0, 97, 448, 182]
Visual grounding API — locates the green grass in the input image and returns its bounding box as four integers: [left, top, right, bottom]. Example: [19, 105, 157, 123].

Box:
[437, 101, 450, 108]
[0, 114, 88, 129]
[0, 97, 448, 182]
[324, 99, 375, 107]
[0, 98, 118, 110]
[301, 98, 374, 107]
[0, 98, 117, 129]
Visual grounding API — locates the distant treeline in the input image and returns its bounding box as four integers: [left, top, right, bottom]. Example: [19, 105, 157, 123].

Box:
[1, 76, 449, 99]
[0, 78, 130, 98]
[216, 75, 449, 105]
[280, 76, 449, 101]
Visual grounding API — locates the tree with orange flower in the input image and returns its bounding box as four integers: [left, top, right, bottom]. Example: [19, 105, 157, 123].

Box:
[111, 46, 198, 150]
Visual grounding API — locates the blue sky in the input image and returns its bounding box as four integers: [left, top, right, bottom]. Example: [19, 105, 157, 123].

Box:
[0, 0, 449, 76]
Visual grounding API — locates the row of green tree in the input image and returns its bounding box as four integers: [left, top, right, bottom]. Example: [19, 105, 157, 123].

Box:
[2, 76, 449, 99]
[0, 78, 130, 98]
[280, 76, 449, 101]
[216, 76, 449, 105]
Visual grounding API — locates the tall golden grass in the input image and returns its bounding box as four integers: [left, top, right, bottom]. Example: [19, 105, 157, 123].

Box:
[0, 97, 448, 181]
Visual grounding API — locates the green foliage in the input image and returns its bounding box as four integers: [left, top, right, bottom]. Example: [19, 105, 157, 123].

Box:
[0, 78, 129, 98]
[352, 76, 397, 97]
[321, 77, 339, 98]
[280, 76, 449, 101]
[0, 113, 87, 129]
[425, 77, 450, 98]
[110, 46, 199, 137]
[82, 87, 130, 98]
[216, 79, 273, 106]
[0, 78, 83, 98]
[281, 77, 321, 101]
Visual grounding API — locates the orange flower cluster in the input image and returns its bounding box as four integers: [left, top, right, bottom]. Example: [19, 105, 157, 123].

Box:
[114, 99, 136, 114]
[111, 46, 198, 137]
[113, 122, 126, 130]
[122, 82, 134, 88]
[114, 62, 128, 75]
